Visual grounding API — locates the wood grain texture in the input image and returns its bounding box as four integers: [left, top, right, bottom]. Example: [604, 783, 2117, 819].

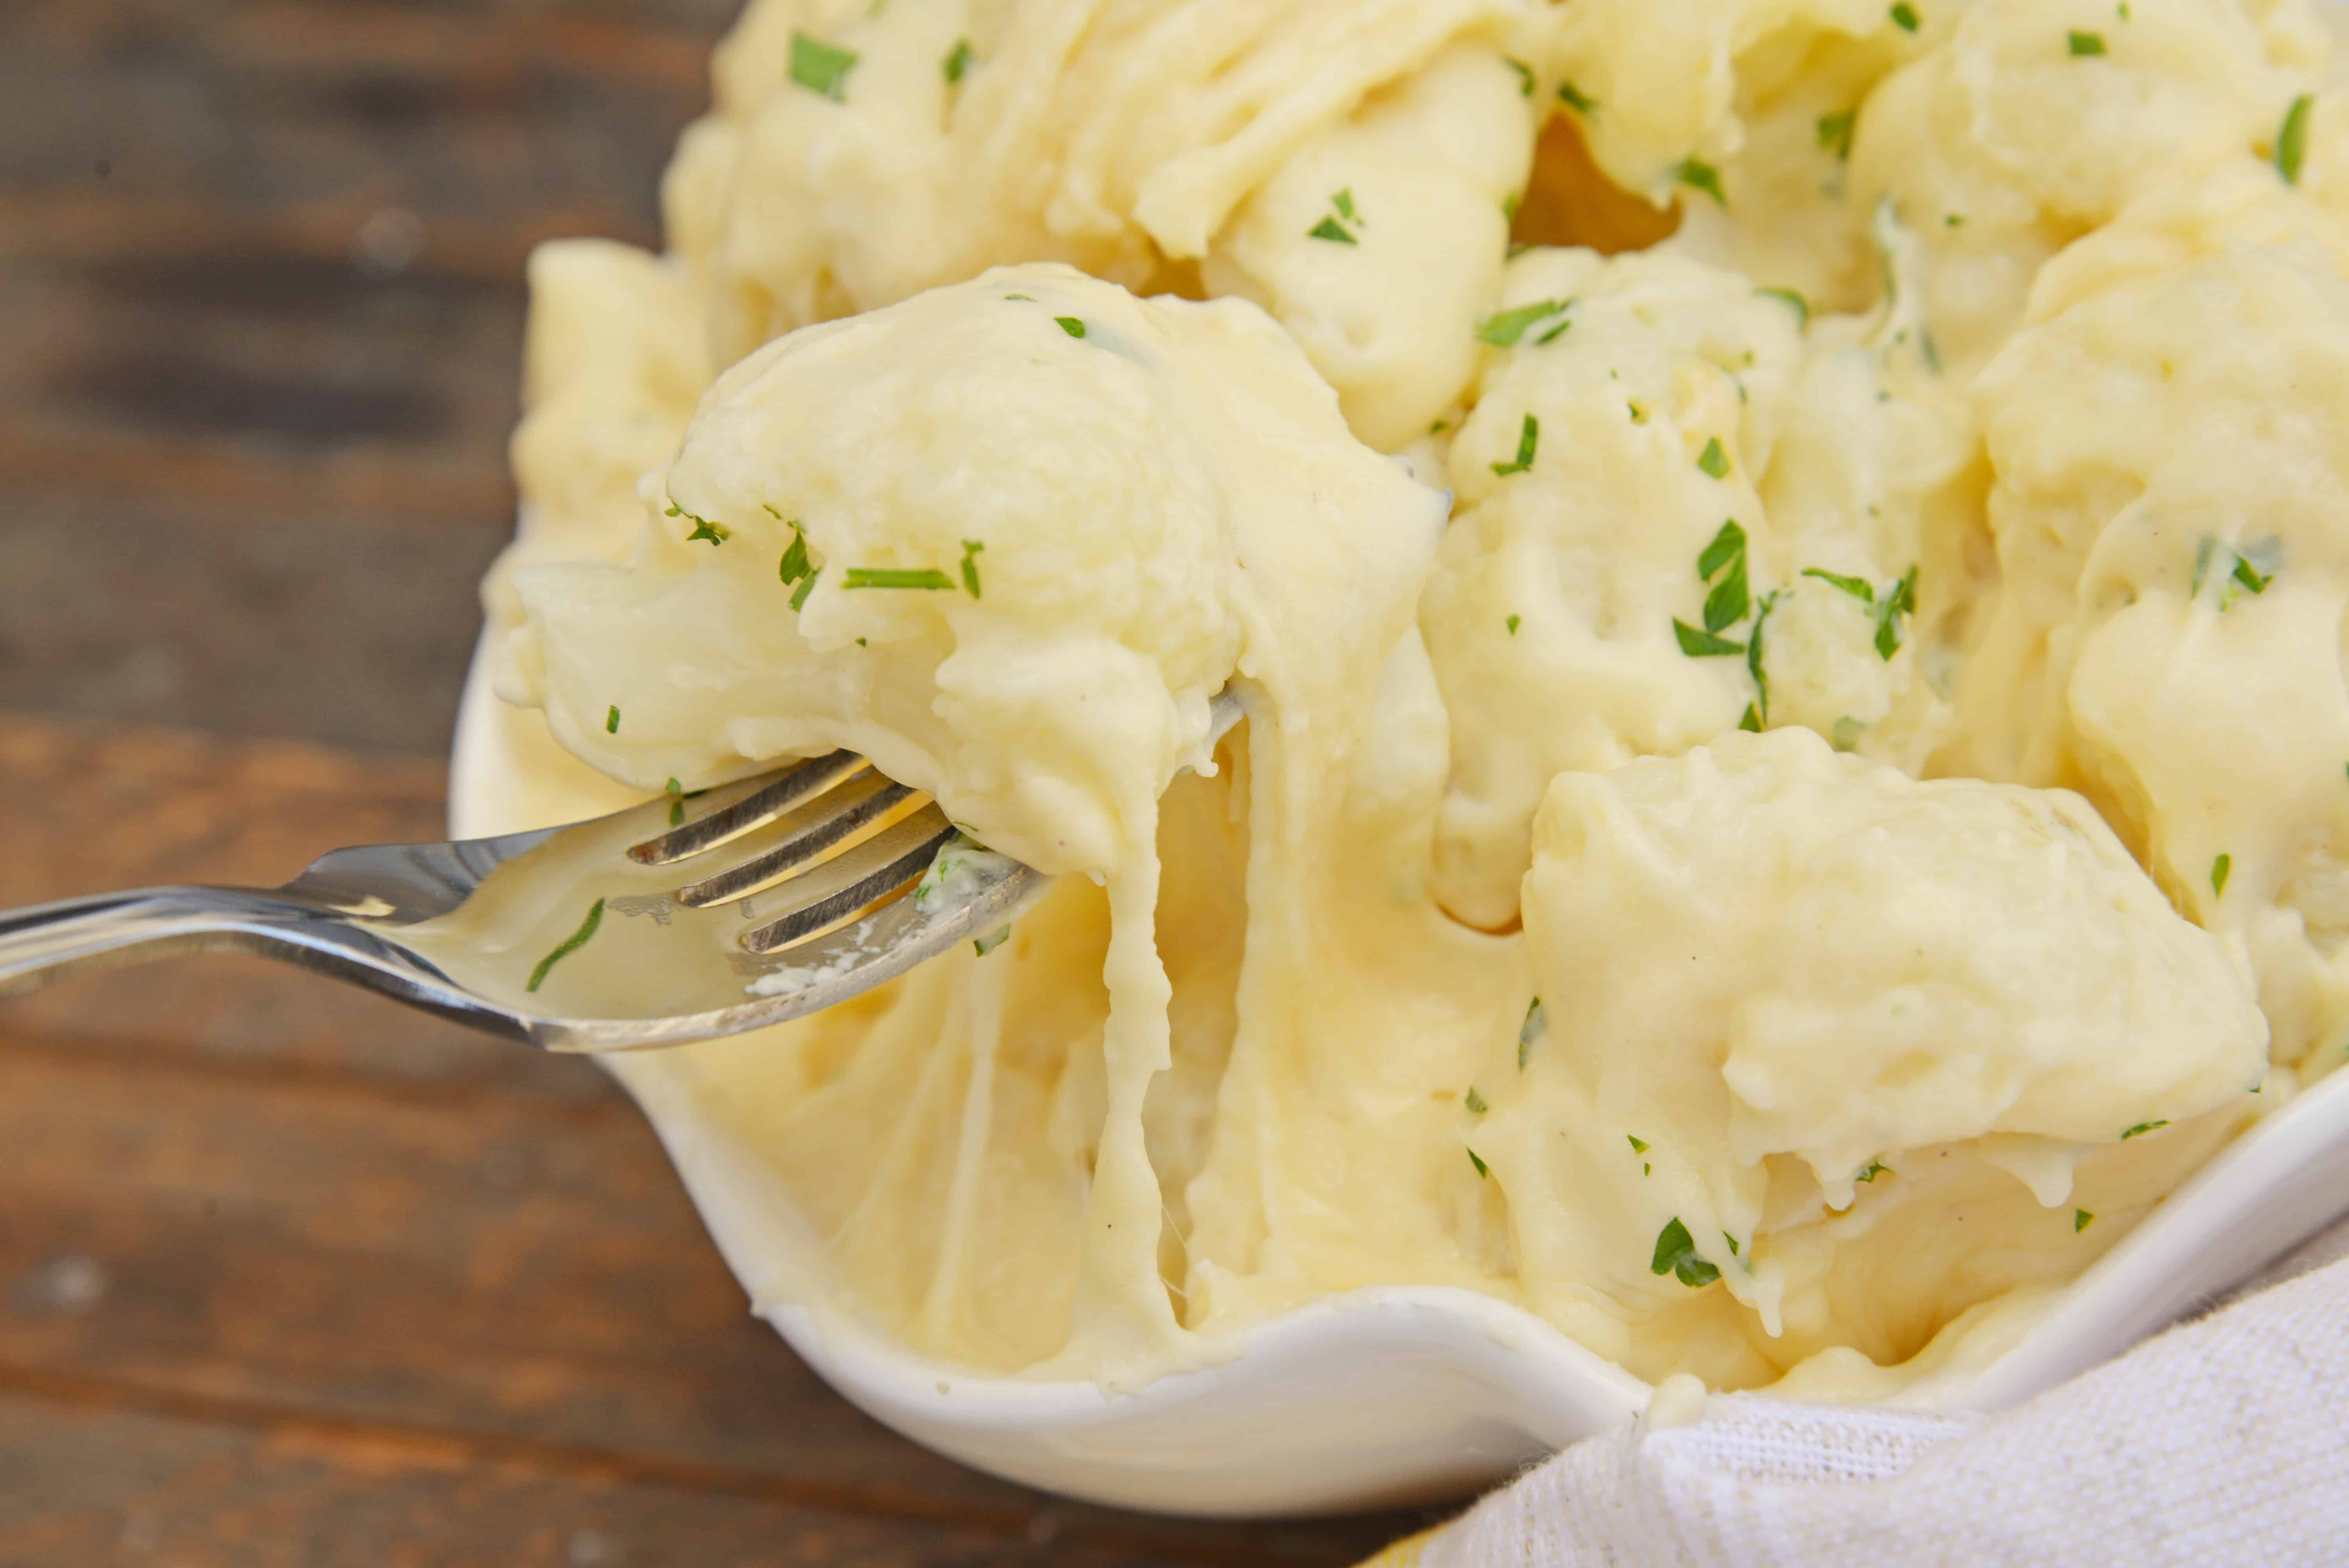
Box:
[0, 714, 1430, 1563]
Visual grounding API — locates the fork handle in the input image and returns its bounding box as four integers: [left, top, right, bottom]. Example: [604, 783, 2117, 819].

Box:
[0, 886, 318, 995]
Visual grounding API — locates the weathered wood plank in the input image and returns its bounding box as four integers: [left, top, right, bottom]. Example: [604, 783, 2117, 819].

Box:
[0, 487, 504, 752]
[0, 1388, 1224, 1568]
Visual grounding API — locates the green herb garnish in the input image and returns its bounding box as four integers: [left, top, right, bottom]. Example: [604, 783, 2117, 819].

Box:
[1506, 614, 1521, 635]
[1803, 567, 1873, 600]
[959, 539, 984, 599]
[1697, 520, 1750, 632]
[1505, 57, 1535, 96]
[1476, 299, 1571, 346]
[1003, 293, 1034, 301]
[943, 38, 975, 84]
[1467, 1147, 1490, 1179]
[2213, 853, 2233, 897]
[2121, 1120, 2170, 1140]
[973, 925, 1011, 958]
[1857, 1160, 1889, 1183]
[1651, 1218, 1721, 1288]
[1891, 2, 1919, 31]
[789, 32, 858, 100]
[1697, 437, 1731, 478]
[1675, 157, 1727, 207]
[843, 567, 955, 591]
[1817, 110, 1856, 160]
[1557, 81, 1597, 115]
[665, 504, 730, 545]
[1491, 413, 1539, 476]
[1464, 1086, 1489, 1115]
[1055, 315, 1087, 338]
[2069, 30, 2106, 55]
[2075, 1208, 2095, 1232]
[1627, 1134, 1649, 1153]
[790, 565, 821, 612]
[1307, 216, 1357, 244]
[777, 522, 813, 589]
[526, 897, 605, 993]
[1739, 703, 1763, 732]
[1518, 996, 1547, 1070]
[605, 705, 620, 734]
[1674, 620, 1746, 657]
[1873, 567, 1918, 659]
[2279, 94, 2315, 185]
[1757, 286, 1809, 328]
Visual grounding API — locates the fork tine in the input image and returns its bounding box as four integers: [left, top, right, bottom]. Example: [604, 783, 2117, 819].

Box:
[673, 773, 920, 909]
[739, 806, 955, 954]
[628, 750, 867, 866]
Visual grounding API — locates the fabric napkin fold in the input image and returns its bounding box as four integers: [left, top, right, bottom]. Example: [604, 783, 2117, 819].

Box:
[1366, 1217, 2349, 1566]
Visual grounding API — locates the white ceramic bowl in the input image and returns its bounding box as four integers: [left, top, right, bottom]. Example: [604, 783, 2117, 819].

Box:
[449, 637, 2349, 1518]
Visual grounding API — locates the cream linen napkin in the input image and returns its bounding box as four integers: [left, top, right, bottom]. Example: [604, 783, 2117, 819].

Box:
[1365, 1217, 2349, 1566]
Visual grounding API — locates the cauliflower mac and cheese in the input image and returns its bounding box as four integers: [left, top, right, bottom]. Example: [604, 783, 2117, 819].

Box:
[483, 0, 2349, 1395]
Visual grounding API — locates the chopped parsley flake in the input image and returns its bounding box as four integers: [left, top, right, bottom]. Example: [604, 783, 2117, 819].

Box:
[959, 539, 984, 599]
[1804, 567, 1874, 601]
[789, 32, 858, 101]
[2121, 1119, 2170, 1140]
[526, 897, 605, 994]
[1739, 703, 1764, 732]
[943, 38, 975, 84]
[777, 522, 813, 589]
[973, 925, 1011, 958]
[1698, 520, 1751, 632]
[1873, 567, 1918, 659]
[1757, 286, 1810, 328]
[1468, 1147, 1490, 1179]
[1627, 1134, 1649, 1153]
[2068, 29, 2106, 56]
[1535, 316, 1573, 346]
[2279, 94, 2315, 185]
[1506, 614, 1521, 635]
[2192, 537, 2278, 608]
[665, 504, 731, 545]
[665, 777, 683, 796]
[1506, 58, 1535, 96]
[1491, 413, 1539, 476]
[1334, 187, 1359, 223]
[2213, 853, 2233, 898]
[1675, 157, 1727, 207]
[1890, 2, 1919, 31]
[790, 565, 821, 612]
[1464, 1086, 1489, 1115]
[1003, 293, 1034, 301]
[1675, 620, 1747, 657]
[1307, 215, 1358, 244]
[605, 705, 620, 734]
[1857, 1160, 1889, 1183]
[1747, 588, 1783, 719]
[1557, 81, 1598, 115]
[1725, 1232, 1741, 1256]
[2075, 1208, 2096, 1232]
[1055, 315, 1087, 338]
[1476, 299, 1571, 346]
[1651, 1218, 1721, 1288]
[665, 776, 684, 827]
[1518, 996, 1547, 1070]
[843, 567, 955, 591]
[1818, 109, 1857, 160]
[1697, 437, 1731, 478]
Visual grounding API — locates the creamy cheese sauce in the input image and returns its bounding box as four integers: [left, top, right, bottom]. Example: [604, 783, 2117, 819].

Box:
[481, 0, 2349, 1394]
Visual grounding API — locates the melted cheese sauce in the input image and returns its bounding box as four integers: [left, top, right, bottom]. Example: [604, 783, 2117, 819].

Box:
[483, 0, 2349, 1394]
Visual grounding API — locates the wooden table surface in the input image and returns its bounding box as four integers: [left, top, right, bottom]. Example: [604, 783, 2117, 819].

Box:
[0, 3, 1442, 1560]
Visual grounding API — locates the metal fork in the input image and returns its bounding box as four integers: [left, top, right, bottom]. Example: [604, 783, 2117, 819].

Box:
[0, 705, 1236, 1051]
